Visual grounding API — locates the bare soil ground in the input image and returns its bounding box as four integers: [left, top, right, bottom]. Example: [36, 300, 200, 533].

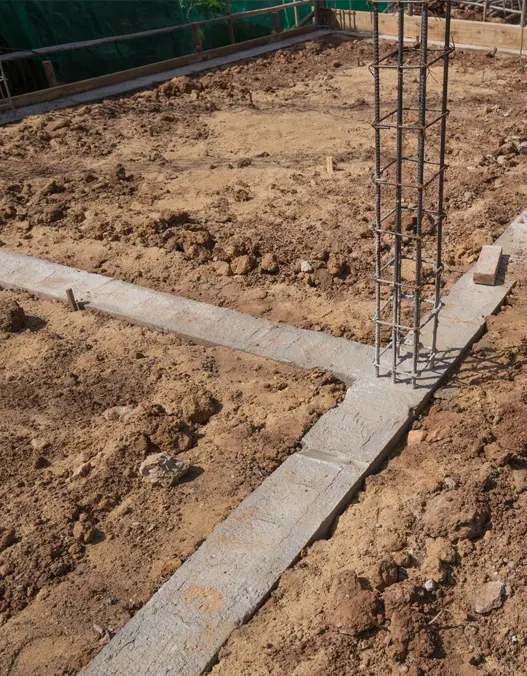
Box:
[0, 290, 344, 675]
[1, 35, 526, 342]
[213, 274, 527, 676]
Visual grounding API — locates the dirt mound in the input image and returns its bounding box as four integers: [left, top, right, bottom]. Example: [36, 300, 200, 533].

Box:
[0, 296, 25, 332]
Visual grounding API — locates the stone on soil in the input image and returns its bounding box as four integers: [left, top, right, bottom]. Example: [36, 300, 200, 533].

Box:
[139, 452, 190, 486]
[260, 253, 279, 274]
[472, 581, 506, 614]
[231, 254, 255, 275]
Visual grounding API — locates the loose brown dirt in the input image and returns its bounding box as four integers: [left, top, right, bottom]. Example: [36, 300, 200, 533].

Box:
[212, 274, 527, 676]
[0, 290, 344, 675]
[1, 35, 526, 342]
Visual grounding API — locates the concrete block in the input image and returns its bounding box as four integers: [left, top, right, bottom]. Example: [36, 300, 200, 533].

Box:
[473, 245, 503, 286]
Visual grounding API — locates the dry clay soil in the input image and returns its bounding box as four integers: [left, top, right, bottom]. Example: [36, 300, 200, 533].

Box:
[213, 274, 527, 676]
[1, 35, 527, 341]
[0, 290, 344, 675]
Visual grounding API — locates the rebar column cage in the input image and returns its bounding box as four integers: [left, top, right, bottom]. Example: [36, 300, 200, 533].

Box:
[370, 0, 453, 387]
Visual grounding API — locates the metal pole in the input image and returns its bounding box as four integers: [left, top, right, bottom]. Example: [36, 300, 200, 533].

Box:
[431, 0, 451, 363]
[373, 3, 382, 378]
[392, 2, 405, 382]
[412, 0, 429, 386]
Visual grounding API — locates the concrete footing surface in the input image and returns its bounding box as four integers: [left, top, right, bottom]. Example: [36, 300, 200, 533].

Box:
[0, 210, 525, 675]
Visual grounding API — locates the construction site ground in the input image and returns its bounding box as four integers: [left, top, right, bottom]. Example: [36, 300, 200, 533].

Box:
[1, 30, 527, 676]
[0, 290, 344, 675]
[212, 273, 527, 676]
[1, 34, 526, 343]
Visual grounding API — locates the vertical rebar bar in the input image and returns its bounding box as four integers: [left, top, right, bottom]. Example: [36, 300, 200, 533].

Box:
[412, 1, 429, 386]
[431, 0, 451, 362]
[392, 2, 405, 382]
[373, 4, 382, 378]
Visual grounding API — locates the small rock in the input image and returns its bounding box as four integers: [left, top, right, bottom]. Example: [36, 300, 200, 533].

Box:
[408, 429, 426, 445]
[314, 268, 333, 290]
[213, 261, 232, 277]
[517, 141, 527, 155]
[30, 438, 50, 451]
[472, 581, 506, 614]
[236, 157, 252, 168]
[254, 151, 270, 158]
[512, 469, 527, 494]
[434, 387, 458, 402]
[300, 260, 313, 273]
[231, 254, 255, 275]
[0, 528, 15, 553]
[0, 297, 26, 333]
[260, 253, 279, 274]
[373, 557, 399, 591]
[72, 521, 85, 541]
[327, 255, 345, 277]
[72, 461, 92, 479]
[424, 579, 436, 592]
[181, 390, 217, 424]
[102, 404, 140, 422]
[139, 452, 190, 486]
[426, 425, 450, 443]
[158, 209, 190, 228]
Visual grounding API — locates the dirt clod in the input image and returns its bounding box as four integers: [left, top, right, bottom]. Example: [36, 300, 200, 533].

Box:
[0, 297, 25, 332]
[471, 580, 506, 614]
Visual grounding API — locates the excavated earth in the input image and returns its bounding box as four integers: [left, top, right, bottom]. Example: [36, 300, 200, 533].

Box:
[212, 274, 527, 676]
[0, 290, 344, 675]
[1, 34, 527, 342]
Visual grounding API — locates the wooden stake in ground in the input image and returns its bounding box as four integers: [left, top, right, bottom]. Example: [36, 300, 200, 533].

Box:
[473, 245, 503, 286]
[326, 156, 334, 175]
[66, 288, 79, 311]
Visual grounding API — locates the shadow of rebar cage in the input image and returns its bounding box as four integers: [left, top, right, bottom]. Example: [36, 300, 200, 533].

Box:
[370, 0, 454, 388]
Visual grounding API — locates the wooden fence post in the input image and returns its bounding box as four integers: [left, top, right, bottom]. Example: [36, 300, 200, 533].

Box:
[226, 0, 235, 43]
[272, 11, 281, 33]
[42, 60, 58, 88]
[191, 24, 203, 52]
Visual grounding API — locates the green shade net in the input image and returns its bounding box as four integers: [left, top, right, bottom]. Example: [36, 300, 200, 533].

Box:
[0, 0, 379, 96]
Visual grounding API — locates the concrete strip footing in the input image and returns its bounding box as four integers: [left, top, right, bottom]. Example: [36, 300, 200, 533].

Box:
[0, 249, 373, 384]
[1, 210, 526, 675]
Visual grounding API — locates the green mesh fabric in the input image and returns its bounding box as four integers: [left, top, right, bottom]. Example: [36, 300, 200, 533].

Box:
[0, 0, 378, 96]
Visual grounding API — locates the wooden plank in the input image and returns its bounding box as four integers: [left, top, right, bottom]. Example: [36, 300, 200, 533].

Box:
[332, 10, 526, 52]
[473, 245, 503, 285]
[326, 156, 334, 175]
[8, 26, 316, 110]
